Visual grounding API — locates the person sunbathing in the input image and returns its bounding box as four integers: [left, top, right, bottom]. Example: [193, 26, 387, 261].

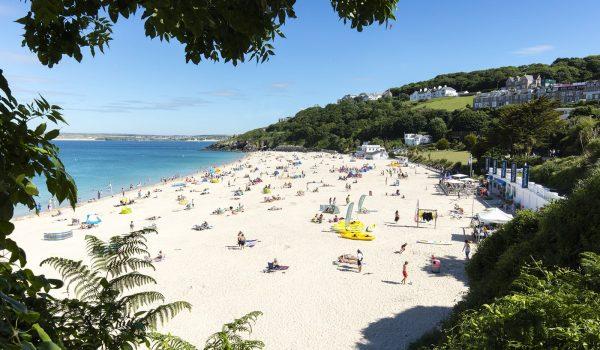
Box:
[337, 254, 358, 264]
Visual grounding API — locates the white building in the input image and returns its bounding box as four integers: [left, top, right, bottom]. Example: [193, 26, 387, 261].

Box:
[356, 143, 389, 160]
[404, 133, 432, 146]
[409, 85, 458, 102]
[487, 169, 562, 211]
[338, 91, 390, 103]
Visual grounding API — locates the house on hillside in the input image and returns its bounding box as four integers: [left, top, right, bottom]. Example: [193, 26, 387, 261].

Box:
[404, 133, 432, 146]
[409, 86, 458, 102]
[355, 143, 389, 160]
[473, 75, 600, 109]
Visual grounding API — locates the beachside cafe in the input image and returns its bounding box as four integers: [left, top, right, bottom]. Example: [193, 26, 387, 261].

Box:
[439, 173, 477, 196]
[486, 160, 562, 211]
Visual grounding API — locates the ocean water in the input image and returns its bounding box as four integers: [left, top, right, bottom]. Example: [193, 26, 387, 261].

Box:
[18, 141, 243, 216]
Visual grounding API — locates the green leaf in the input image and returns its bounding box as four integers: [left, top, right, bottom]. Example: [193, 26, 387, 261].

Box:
[0, 220, 15, 234]
[24, 182, 39, 196]
[0, 291, 28, 314]
[31, 324, 62, 350]
[34, 123, 47, 135]
[44, 129, 60, 140]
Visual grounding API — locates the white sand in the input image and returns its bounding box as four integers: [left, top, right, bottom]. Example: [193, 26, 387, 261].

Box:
[11, 151, 484, 349]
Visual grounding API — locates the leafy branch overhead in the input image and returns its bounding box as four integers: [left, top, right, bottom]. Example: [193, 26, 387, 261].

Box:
[17, 0, 399, 67]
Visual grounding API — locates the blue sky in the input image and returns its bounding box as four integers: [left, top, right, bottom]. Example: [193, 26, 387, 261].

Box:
[1, 0, 599, 135]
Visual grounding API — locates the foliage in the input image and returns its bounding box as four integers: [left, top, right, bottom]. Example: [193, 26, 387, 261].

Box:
[431, 253, 600, 349]
[531, 135, 600, 194]
[18, 0, 399, 68]
[427, 117, 447, 141]
[395, 55, 600, 95]
[42, 230, 192, 349]
[462, 133, 477, 152]
[213, 97, 482, 152]
[435, 138, 449, 150]
[204, 311, 264, 350]
[491, 97, 565, 155]
[149, 333, 198, 350]
[0, 70, 77, 348]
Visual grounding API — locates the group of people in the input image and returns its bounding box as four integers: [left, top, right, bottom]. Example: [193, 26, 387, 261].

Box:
[311, 213, 324, 223]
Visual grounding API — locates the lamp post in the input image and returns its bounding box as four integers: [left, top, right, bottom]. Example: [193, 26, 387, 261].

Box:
[468, 153, 473, 178]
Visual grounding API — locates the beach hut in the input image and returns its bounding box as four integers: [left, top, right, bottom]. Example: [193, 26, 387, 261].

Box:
[476, 207, 513, 224]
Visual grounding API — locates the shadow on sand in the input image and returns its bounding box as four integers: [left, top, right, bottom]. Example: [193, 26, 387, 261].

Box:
[420, 255, 467, 285]
[356, 305, 452, 350]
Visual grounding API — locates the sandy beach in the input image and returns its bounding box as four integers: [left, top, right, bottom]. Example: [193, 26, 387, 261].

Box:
[11, 151, 485, 349]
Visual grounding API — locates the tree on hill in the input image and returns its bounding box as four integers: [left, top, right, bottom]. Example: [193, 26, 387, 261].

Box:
[492, 97, 565, 155]
[427, 117, 447, 141]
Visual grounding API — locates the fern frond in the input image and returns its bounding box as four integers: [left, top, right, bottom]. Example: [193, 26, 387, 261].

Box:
[109, 272, 157, 292]
[204, 311, 264, 350]
[74, 275, 104, 301]
[40, 257, 105, 300]
[140, 301, 192, 328]
[119, 291, 165, 313]
[149, 332, 198, 350]
[106, 257, 155, 277]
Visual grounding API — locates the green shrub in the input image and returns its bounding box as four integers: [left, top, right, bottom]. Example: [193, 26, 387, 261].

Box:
[436, 138, 450, 150]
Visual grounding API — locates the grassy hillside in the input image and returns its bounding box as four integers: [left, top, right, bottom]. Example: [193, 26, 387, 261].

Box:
[411, 96, 473, 111]
[424, 150, 470, 163]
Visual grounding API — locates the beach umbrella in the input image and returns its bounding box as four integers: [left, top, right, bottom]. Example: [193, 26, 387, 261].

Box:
[84, 214, 102, 225]
[345, 202, 354, 225]
[357, 195, 367, 213]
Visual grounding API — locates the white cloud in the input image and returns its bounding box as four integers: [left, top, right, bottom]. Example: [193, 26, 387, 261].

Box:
[67, 96, 210, 113]
[512, 44, 555, 56]
[271, 82, 291, 90]
[0, 51, 38, 64]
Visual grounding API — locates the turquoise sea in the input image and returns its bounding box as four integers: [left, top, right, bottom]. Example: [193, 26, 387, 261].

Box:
[18, 140, 243, 216]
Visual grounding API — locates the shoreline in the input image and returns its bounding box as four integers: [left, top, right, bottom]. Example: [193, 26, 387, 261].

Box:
[13, 152, 249, 221]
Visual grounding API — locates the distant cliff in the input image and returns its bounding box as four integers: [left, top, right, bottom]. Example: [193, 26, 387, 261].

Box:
[57, 133, 230, 142]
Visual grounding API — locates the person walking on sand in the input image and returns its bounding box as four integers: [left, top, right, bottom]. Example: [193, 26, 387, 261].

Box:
[402, 261, 409, 284]
[394, 210, 400, 224]
[356, 249, 364, 273]
[399, 243, 407, 254]
[346, 195, 350, 205]
[463, 240, 471, 260]
[130, 221, 134, 232]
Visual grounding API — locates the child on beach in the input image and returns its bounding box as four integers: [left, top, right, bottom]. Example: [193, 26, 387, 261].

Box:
[394, 210, 400, 224]
[463, 240, 471, 260]
[402, 261, 408, 284]
[399, 243, 407, 254]
[237, 231, 246, 249]
[357, 249, 363, 273]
